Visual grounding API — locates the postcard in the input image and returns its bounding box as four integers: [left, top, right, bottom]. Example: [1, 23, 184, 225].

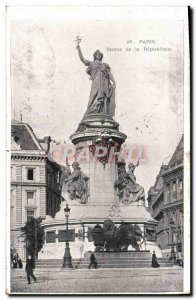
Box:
[6, 5, 190, 295]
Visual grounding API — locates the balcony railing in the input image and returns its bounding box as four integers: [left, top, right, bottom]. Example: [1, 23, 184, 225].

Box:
[162, 161, 183, 175]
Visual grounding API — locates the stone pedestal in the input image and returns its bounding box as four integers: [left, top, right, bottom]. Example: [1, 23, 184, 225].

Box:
[84, 250, 151, 260]
[70, 113, 126, 145]
[75, 162, 118, 206]
[39, 112, 162, 260]
[39, 200, 162, 258]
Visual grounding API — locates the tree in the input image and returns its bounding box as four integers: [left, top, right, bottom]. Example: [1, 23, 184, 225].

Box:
[21, 217, 44, 259]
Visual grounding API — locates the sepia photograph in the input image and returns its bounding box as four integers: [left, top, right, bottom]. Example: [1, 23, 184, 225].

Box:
[6, 5, 190, 295]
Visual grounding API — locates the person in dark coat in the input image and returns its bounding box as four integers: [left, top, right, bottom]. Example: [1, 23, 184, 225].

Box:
[12, 255, 17, 269]
[25, 255, 36, 284]
[88, 253, 98, 269]
[151, 251, 160, 268]
[169, 246, 176, 263]
[18, 256, 23, 269]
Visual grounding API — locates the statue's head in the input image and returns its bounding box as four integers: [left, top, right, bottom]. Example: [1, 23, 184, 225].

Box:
[128, 162, 135, 171]
[72, 162, 79, 170]
[93, 50, 103, 61]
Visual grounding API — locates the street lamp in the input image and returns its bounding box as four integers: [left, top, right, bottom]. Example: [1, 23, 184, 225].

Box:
[62, 203, 73, 269]
[169, 219, 183, 262]
[169, 220, 182, 247]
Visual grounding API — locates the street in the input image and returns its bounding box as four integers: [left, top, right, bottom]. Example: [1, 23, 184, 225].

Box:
[9, 267, 183, 294]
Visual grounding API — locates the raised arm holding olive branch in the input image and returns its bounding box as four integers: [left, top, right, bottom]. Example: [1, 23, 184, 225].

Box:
[76, 40, 116, 116]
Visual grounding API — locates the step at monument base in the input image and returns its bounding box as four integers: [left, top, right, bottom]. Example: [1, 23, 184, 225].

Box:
[35, 251, 172, 269]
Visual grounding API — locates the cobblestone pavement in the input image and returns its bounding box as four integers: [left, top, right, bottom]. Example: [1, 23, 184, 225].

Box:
[9, 267, 183, 294]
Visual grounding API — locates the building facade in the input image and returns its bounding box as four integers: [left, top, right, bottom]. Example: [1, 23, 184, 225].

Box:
[10, 120, 61, 260]
[147, 136, 183, 258]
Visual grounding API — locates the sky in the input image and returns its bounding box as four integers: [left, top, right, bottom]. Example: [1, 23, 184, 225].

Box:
[10, 15, 184, 195]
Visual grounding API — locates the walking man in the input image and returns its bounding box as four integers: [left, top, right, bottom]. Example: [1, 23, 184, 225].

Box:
[25, 255, 36, 284]
[88, 253, 98, 269]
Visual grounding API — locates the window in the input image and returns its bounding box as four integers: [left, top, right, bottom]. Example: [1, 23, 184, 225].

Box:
[50, 195, 53, 214]
[179, 211, 183, 221]
[10, 189, 13, 202]
[51, 174, 53, 186]
[47, 171, 51, 184]
[173, 182, 177, 200]
[179, 179, 183, 197]
[171, 231, 174, 243]
[179, 179, 183, 190]
[179, 211, 183, 226]
[57, 172, 60, 185]
[46, 192, 49, 215]
[27, 169, 34, 180]
[166, 185, 170, 202]
[172, 211, 176, 222]
[10, 207, 14, 228]
[10, 189, 14, 225]
[164, 213, 168, 226]
[167, 231, 170, 244]
[27, 210, 34, 222]
[27, 191, 35, 205]
[53, 174, 55, 187]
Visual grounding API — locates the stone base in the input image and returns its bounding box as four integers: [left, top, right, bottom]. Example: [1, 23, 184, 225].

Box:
[70, 113, 127, 145]
[39, 235, 95, 260]
[46, 201, 157, 224]
[39, 200, 160, 260]
[84, 250, 151, 260]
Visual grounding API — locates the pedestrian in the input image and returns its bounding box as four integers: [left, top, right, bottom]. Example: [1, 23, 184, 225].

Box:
[18, 256, 23, 269]
[12, 255, 17, 269]
[88, 253, 98, 269]
[178, 252, 183, 267]
[170, 246, 176, 263]
[151, 251, 160, 268]
[25, 255, 36, 284]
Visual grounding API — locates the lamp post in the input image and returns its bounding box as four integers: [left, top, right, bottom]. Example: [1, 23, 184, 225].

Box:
[169, 220, 175, 246]
[169, 220, 182, 250]
[62, 203, 73, 269]
[169, 219, 183, 264]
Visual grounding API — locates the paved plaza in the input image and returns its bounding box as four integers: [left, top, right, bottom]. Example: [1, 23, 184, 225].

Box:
[9, 267, 183, 294]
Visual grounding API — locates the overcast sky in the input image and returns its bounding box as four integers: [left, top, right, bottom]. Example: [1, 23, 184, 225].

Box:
[10, 16, 184, 194]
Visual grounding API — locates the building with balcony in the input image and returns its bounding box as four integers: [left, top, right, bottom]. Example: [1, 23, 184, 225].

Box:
[147, 135, 183, 258]
[10, 120, 61, 260]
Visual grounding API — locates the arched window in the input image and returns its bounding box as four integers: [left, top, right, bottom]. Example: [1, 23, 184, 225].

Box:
[166, 184, 170, 202]
[179, 178, 183, 198]
[173, 181, 177, 200]
[26, 210, 35, 222]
